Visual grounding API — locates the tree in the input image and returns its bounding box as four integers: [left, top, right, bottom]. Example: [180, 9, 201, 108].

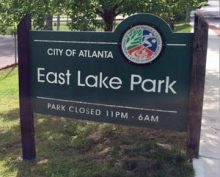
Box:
[66, 0, 150, 31]
[95, 0, 122, 31]
[150, 0, 205, 29]
[146, 0, 193, 29]
[0, 0, 208, 34]
[31, 0, 67, 30]
[66, 0, 98, 31]
[67, 0, 205, 32]
[0, 0, 17, 34]
[0, 0, 67, 33]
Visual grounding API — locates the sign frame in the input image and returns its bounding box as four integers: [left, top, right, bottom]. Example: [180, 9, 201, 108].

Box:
[18, 13, 208, 160]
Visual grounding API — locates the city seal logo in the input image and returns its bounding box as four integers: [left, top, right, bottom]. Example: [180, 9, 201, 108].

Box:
[121, 25, 163, 64]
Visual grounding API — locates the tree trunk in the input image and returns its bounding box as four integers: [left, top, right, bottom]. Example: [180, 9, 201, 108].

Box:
[96, 7, 118, 31]
[45, 15, 53, 30]
[103, 10, 115, 31]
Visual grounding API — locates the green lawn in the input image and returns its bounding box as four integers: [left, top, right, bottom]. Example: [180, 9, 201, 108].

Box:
[0, 66, 194, 177]
[1, 21, 191, 35]
[56, 22, 192, 33]
[174, 23, 192, 33]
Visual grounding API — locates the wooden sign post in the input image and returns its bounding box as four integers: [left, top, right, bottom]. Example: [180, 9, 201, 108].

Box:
[18, 15, 36, 160]
[18, 13, 208, 160]
[187, 13, 208, 158]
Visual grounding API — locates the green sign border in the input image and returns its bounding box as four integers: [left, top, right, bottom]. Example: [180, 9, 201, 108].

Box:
[18, 13, 209, 161]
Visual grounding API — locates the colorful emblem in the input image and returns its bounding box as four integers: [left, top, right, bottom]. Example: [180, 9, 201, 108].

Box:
[121, 25, 163, 64]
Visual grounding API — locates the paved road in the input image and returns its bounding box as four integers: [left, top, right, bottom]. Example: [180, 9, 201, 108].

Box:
[192, 0, 220, 177]
[0, 35, 17, 69]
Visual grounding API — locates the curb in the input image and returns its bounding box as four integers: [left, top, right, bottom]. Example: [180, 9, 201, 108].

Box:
[209, 25, 220, 37]
[0, 63, 18, 71]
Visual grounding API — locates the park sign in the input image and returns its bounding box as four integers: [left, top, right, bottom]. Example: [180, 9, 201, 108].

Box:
[30, 13, 192, 131]
[18, 13, 208, 160]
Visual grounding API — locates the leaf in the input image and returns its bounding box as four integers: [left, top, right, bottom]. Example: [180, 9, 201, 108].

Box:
[125, 29, 142, 50]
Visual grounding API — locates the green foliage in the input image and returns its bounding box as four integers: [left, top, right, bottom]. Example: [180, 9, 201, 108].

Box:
[0, 0, 208, 33]
[0, 0, 14, 34]
[145, 0, 203, 28]
[58, 0, 207, 31]
[66, 0, 99, 31]
[0, 0, 67, 33]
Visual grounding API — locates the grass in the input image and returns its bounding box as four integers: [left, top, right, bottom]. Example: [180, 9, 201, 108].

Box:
[174, 23, 192, 33]
[1, 20, 191, 35]
[0, 67, 194, 177]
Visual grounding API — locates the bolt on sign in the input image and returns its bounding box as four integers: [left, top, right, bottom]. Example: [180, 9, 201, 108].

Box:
[30, 13, 193, 131]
